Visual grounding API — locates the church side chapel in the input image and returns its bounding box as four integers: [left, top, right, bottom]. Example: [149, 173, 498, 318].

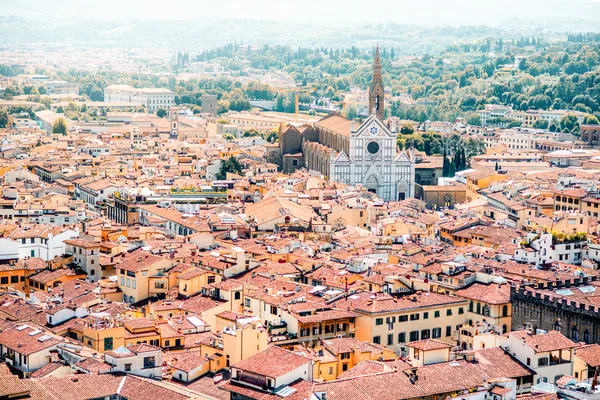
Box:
[267, 46, 416, 201]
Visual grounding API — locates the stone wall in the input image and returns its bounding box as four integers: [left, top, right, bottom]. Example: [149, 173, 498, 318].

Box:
[511, 276, 600, 344]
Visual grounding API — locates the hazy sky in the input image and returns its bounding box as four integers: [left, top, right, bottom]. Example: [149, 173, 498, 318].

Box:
[2, 0, 600, 25]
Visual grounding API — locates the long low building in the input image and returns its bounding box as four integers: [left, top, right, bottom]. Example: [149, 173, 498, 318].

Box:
[103, 85, 175, 112]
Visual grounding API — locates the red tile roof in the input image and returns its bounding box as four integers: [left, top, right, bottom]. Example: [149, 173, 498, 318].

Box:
[232, 346, 310, 379]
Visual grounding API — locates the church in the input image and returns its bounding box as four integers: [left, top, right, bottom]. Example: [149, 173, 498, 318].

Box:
[266, 47, 415, 201]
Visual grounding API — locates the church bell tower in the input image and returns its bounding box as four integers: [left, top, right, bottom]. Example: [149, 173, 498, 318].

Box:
[368, 45, 385, 120]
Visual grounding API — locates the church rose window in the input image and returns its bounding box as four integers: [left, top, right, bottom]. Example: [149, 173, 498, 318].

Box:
[367, 141, 380, 155]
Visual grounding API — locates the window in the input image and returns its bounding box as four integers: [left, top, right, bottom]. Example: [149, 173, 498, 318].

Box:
[388, 334, 394, 345]
[409, 331, 419, 341]
[90, 270, 95, 276]
[245, 298, 251, 307]
[155, 281, 165, 289]
[399, 315, 408, 322]
[398, 332, 406, 343]
[10, 276, 18, 284]
[342, 363, 348, 372]
[104, 337, 113, 351]
[0, 277, 7, 285]
[434, 311, 440, 318]
[421, 329, 430, 340]
[124, 364, 132, 371]
[373, 336, 381, 344]
[458, 307, 464, 315]
[376, 318, 384, 326]
[410, 313, 419, 321]
[423, 312, 429, 319]
[328, 367, 333, 375]
[165, 340, 170, 347]
[144, 356, 155, 369]
[446, 326, 452, 337]
[132, 280, 136, 289]
[432, 327, 441, 339]
[447, 309, 453, 316]
[414, 349, 420, 360]
[120, 277, 124, 285]
[234, 291, 241, 300]
[340, 352, 350, 360]
[502, 305, 508, 317]
[538, 358, 549, 367]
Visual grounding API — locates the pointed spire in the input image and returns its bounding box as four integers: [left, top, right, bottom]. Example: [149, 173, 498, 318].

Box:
[374, 44, 381, 64]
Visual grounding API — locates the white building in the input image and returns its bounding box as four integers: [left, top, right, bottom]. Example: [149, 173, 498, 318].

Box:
[330, 114, 415, 201]
[0, 225, 79, 261]
[507, 330, 575, 385]
[0, 324, 61, 377]
[103, 85, 175, 112]
[104, 344, 163, 379]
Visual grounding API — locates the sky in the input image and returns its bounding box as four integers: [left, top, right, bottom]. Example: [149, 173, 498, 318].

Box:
[1, 0, 600, 26]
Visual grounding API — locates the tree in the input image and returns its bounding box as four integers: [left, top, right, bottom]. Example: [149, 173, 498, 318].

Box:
[156, 108, 168, 118]
[400, 124, 414, 135]
[345, 102, 357, 120]
[243, 128, 260, 137]
[0, 109, 7, 128]
[549, 123, 557, 132]
[532, 119, 549, 129]
[466, 113, 481, 126]
[216, 156, 243, 179]
[223, 133, 235, 141]
[52, 117, 68, 134]
[442, 148, 449, 177]
[264, 130, 278, 143]
[560, 114, 579, 132]
[583, 115, 600, 125]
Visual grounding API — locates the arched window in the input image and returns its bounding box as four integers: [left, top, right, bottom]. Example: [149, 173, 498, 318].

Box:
[502, 305, 508, 317]
[584, 330, 590, 343]
[476, 303, 481, 314]
[502, 325, 507, 334]
[469, 302, 473, 312]
[482, 305, 490, 317]
[571, 326, 579, 341]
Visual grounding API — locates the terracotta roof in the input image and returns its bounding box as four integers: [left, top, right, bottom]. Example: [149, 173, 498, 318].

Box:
[315, 114, 353, 137]
[455, 283, 510, 305]
[165, 351, 208, 373]
[406, 339, 452, 351]
[511, 330, 576, 353]
[232, 346, 310, 379]
[575, 343, 600, 367]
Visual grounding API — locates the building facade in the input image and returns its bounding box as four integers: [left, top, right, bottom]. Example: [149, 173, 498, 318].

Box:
[329, 114, 415, 201]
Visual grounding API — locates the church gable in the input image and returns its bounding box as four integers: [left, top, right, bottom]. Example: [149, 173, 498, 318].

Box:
[395, 151, 412, 164]
[333, 151, 350, 163]
[354, 115, 394, 138]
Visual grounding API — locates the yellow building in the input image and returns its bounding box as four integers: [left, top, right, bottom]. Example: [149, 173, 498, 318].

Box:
[116, 251, 174, 304]
[177, 267, 221, 298]
[455, 283, 512, 350]
[332, 292, 469, 352]
[81, 319, 126, 353]
[573, 343, 600, 381]
[464, 170, 509, 203]
[310, 337, 395, 380]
